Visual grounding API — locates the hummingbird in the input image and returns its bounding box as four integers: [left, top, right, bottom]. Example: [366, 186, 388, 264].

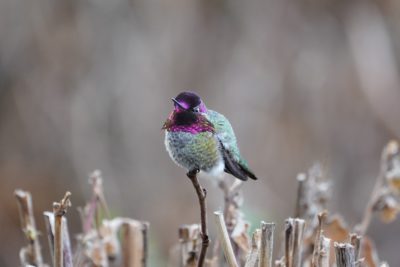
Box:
[163, 91, 258, 181]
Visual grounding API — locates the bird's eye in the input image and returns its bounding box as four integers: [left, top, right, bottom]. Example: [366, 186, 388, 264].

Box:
[192, 107, 200, 113]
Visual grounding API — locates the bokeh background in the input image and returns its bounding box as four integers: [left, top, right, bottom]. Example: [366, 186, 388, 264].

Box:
[1, 0, 400, 266]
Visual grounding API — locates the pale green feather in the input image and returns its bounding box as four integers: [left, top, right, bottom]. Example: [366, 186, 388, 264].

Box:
[206, 109, 249, 168]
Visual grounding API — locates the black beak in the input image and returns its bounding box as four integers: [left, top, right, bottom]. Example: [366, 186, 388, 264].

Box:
[172, 98, 186, 110]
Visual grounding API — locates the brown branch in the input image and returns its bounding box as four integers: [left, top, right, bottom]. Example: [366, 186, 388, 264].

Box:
[14, 189, 45, 267]
[53, 191, 72, 267]
[187, 170, 209, 267]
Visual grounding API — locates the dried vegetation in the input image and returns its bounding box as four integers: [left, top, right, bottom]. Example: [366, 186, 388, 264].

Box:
[14, 141, 400, 267]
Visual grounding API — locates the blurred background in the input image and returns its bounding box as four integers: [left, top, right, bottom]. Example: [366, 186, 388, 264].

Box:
[1, 0, 400, 266]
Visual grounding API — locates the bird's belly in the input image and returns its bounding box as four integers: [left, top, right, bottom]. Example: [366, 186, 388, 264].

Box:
[165, 131, 224, 174]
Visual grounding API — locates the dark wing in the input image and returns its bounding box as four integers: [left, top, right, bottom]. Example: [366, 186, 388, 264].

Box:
[238, 161, 258, 180]
[219, 141, 258, 181]
[217, 141, 247, 180]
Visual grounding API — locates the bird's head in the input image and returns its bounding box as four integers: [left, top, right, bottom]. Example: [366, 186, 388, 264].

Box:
[171, 91, 207, 113]
[162, 91, 210, 131]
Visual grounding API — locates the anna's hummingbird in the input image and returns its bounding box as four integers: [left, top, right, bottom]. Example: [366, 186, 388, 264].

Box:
[163, 91, 258, 181]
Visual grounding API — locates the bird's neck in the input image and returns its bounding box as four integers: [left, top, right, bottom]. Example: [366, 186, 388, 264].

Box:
[163, 111, 214, 134]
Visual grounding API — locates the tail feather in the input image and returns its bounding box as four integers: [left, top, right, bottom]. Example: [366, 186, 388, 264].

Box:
[219, 140, 257, 181]
[238, 163, 258, 180]
[222, 149, 248, 181]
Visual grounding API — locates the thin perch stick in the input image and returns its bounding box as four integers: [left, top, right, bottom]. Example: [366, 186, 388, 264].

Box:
[14, 189, 44, 267]
[53, 192, 72, 267]
[213, 211, 239, 267]
[187, 170, 209, 267]
[258, 222, 275, 267]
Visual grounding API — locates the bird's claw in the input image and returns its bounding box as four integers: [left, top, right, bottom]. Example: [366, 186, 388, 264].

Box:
[187, 169, 200, 178]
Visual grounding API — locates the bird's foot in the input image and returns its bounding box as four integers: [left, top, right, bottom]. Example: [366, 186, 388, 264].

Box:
[186, 168, 200, 179]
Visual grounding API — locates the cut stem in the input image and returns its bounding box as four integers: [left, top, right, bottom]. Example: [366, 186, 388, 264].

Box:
[53, 192, 72, 267]
[244, 229, 261, 267]
[350, 233, 362, 264]
[43, 212, 73, 267]
[284, 218, 305, 267]
[213, 211, 239, 267]
[258, 222, 275, 267]
[14, 189, 45, 267]
[357, 143, 393, 235]
[179, 224, 200, 267]
[295, 174, 307, 218]
[334, 243, 355, 267]
[121, 220, 146, 267]
[318, 237, 331, 267]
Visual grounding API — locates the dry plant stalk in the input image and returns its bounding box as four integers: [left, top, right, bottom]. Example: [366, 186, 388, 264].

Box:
[295, 174, 307, 218]
[294, 164, 330, 224]
[284, 218, 305, 267]
[293, 163, 330, 263]
[311, 212, 331, 267]
[187, 170, 209, 267]
[218, 178, 251, 265]
[258, 221, 275, 267]
[121, 219, 147, 267]
[350, 233, 362, 264]
[85, 170, 111, 232]
[75, 170, 122, 266]
[43, 212, 73, 267]
[53, 191, 72, 267]
[142, 222, 150, 267]
[14, 189, 46, 267]
[213, 211, 239, 267]
[334, 243, 355, 267]
[357, 140, 400, 235]
[244, 229, 261, 267]
[179, 224, 200, 267]
[317, 237, 331, 267]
